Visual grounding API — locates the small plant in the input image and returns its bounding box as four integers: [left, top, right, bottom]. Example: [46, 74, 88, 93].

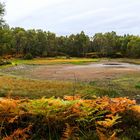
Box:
[89, 81, 96, 86]
[24, 53, 33, 60]
[42, 51, 48, 57]
[135, 82, 140, 89]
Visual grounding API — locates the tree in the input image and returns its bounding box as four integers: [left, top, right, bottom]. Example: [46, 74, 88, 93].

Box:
[0, 2, 140, 60]
[103, 31, 120, 57]
[92, 32, 121, 57]
[92, 33, 105, 55]
[46, 31, 57, 56]
[25, 29, 38, 56]
[56, 36, 68, 56]
[12, 27, 27, 56]
[127, 37, 140, 58]
[66, 31, 90, 57]
[0, 26, 13, 55]
[0, 2, 5, 27]
[36, 30, 48, 57]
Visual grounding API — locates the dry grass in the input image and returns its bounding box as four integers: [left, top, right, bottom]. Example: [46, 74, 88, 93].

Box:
[0, 75, 95, 99]
[0, 75, 72, 98]
[0, 57, 140, 99]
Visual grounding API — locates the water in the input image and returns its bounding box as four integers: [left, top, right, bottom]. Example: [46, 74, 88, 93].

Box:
[65, 62, 140, 70]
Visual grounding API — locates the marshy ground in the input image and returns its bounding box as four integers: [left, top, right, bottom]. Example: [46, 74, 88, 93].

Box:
[0, 58, 140, 100]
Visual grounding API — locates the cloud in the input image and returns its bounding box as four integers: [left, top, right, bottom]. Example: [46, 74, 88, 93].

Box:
[2, 0, 140, 35]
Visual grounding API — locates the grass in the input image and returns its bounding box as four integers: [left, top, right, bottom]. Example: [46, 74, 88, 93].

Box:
[1, 57, 140, 67]
[11, 57, 100, 65]
[135, 82, 140, 89]
[0, 73, 140, 100]
[112, 58, 140, 65]
[0, 57, 140, 99]
[94, 74, 140, 99]
[0, 74, 97, 99]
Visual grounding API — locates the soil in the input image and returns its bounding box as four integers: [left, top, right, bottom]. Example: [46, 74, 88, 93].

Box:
[1, 61, 140, 81]
[25, 61, 140, 81]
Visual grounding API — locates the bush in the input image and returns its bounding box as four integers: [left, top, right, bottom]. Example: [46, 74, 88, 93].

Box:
[42, 51, 48, 57]
[135, 83, 140, 89]
[24, 53, 33, 60]
[85, 52, 106, 58]
[108, 52, 123, 58]
[85, 52, 99, 58]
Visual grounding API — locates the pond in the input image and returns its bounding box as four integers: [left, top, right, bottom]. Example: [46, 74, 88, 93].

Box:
[66, 62, 140, 69]
[1, 61, 140, 81]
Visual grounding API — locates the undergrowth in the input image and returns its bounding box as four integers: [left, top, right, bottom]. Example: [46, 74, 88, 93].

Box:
[0, 96, 139, 140]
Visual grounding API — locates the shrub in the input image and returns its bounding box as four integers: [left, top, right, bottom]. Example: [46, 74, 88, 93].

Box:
[135, 83, 140, 89]
[108, 52, 123, 58]
[85, 52, 106, 58]
[24, 53, 33, 60]
[42, 51, 48, 57]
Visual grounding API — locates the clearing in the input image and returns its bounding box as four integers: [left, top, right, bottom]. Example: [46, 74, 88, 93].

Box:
[0, 58, 140, 100]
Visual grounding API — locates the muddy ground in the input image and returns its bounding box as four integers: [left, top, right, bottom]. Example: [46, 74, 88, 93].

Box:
[1, 61, 140, 81]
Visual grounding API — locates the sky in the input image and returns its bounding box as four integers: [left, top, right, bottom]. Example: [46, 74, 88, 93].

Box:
[1, 0, 140, 36]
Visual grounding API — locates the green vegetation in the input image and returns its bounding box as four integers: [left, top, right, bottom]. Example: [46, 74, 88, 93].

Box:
[0, 2, 5, 27]
[0, 75, 93, 99]
[0, 71, 140, 100]
[115, 58, 140, 65]
[1, 27, 140, 59]
[94, 74, 140, 99]
[24, 53, 33, 60]
[11, 57, 99, 65]
[135, 82, 140, 89]
[0, 2, 140, 60]
[0, 58, 139, 101]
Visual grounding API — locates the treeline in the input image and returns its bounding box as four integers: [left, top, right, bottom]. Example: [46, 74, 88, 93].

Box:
[0, 27, 90, 58]
[0, 3, 140, 59]
[1, 26, 140, 59]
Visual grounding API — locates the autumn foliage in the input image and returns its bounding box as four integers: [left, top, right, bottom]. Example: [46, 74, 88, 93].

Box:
[0, 96, 139, 140]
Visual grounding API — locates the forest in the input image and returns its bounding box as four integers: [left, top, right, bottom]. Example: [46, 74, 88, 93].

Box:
[1, 3, 140, 59]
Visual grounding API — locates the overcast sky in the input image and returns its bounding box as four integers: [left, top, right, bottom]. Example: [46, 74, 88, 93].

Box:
[1, 0, 140, 35]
